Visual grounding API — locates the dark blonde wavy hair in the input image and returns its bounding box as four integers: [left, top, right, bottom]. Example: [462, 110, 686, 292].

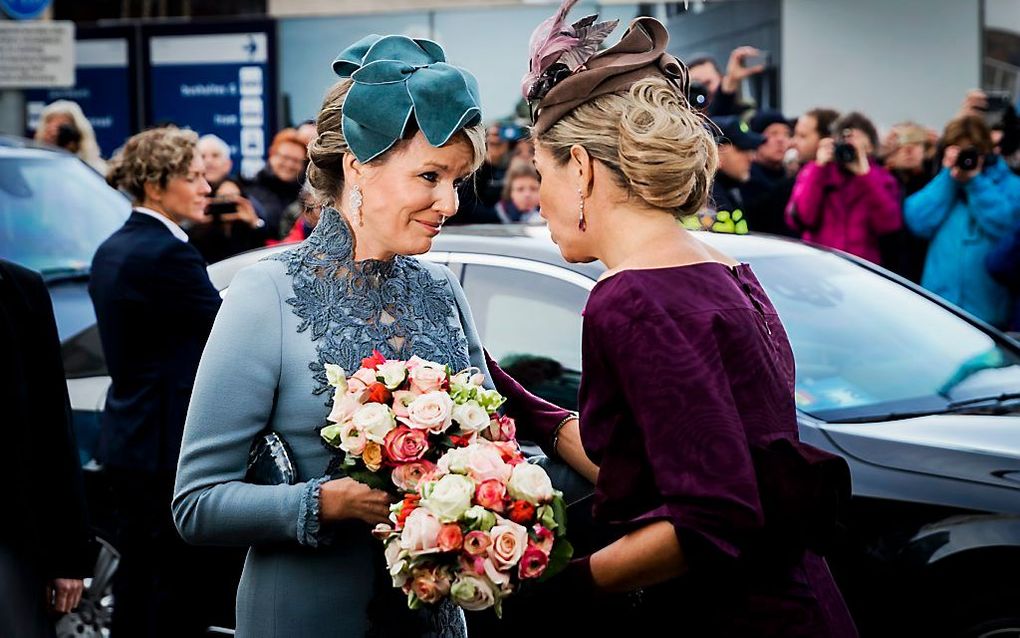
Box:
[107, 127, 198, 203]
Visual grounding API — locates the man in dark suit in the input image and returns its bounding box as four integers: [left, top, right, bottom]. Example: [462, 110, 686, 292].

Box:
[90, 127, 228, 636]
[0, 258, 95, 638]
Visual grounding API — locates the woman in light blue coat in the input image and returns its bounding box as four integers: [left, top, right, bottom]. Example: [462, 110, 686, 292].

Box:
[904, 115, 1020, 328]
[172, 35, 592, 637]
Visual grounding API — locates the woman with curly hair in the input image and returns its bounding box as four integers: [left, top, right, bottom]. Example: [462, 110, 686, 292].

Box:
[90, 126, 232, 637]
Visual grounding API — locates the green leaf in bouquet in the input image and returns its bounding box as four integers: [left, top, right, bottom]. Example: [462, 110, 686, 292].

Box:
[347, 468, 391, 491]
[550, 494, 569, 537]
[461, 505, 496, 532]
[320, 423, 344, 447]
[435, 434, 457, 450]
[493, 595, 503, 619]
[537, 538, 574, 582]
[407, 591, 422, 610]
[536, 504, 557, 532]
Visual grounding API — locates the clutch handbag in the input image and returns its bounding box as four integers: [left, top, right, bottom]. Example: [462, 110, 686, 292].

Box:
[245, 430, 297, 485]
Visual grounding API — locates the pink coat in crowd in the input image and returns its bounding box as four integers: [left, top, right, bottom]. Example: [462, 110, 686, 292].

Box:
[785, 159, 903, 264]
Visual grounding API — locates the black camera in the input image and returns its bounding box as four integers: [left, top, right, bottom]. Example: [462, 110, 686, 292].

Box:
[55, 122, 81, 150]
[688, 81, 710, 110]
[833, 141, 857, 165]
[955, 147, 980, 171]
[205, 199, 238, 217]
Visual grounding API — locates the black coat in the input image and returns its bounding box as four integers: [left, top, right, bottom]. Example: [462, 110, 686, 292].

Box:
[0, 259, 94, 579]
[88, 212, 221, 473]
[244, 167, 301, 239]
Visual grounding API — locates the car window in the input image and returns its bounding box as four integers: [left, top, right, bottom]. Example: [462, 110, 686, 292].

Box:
[461, 263, 586, 411]
[750, 252, 1020, 420]
[0, 156, 129, 274]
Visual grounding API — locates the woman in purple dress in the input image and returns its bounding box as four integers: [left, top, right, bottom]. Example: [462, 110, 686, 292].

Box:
[517, 5, 858, 636]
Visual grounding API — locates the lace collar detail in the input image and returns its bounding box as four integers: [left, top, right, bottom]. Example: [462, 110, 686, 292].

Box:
[267, 207, 469, 401]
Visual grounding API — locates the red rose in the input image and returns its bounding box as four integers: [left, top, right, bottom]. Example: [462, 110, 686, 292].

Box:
[448, 434, 475, 448]
[437, 524, 464, 552]
[362, 350, 387, 370]
[518, 546, 549, 579]
[366, 382, 392, 404]
[508, 499, 536, 525]
[396, 493, 421, 529]
[475, 479, 507, 512]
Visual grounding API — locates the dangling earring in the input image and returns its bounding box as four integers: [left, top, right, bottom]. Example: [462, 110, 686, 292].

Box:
[577, 188, 587, 232]
[349, 184, 364, 226]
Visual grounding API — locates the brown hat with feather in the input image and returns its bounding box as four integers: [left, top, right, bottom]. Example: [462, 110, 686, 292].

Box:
[522, 0, 688, 135]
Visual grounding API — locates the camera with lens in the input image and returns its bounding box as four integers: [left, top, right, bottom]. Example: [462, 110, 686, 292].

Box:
[55, 122, 81, 151]
[833, 141, 857, 165]
[688, 81, 710, 110]
[955, 147, 980, 171]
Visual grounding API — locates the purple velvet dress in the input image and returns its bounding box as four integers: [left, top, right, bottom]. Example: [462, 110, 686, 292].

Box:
[577, 263, 857, 637]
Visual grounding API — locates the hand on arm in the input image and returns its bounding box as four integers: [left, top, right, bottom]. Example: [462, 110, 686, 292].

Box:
[319, 477, 394, 526]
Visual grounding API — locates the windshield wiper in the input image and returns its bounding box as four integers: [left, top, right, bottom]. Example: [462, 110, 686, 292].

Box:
[40, 266, 91, 284]
[946, 392, 1020, 410]
[828, 393, 1020, 424]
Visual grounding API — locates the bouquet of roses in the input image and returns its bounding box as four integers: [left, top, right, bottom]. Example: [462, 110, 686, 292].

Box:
[318, 351, 572, 614]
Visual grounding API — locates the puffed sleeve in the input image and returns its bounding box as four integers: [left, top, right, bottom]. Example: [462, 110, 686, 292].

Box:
[172, 263, 328, 547]
[592, 306, 764, 568]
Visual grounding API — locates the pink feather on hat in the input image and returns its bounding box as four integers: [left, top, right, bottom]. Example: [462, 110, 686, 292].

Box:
[520, 0, 619, 99]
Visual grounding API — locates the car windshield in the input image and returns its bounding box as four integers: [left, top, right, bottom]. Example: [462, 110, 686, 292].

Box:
[0, 155, 129, 275]
[750, 251, 1020, 421]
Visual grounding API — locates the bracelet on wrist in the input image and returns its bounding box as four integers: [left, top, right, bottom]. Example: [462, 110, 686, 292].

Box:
[551, 413, 579, 456]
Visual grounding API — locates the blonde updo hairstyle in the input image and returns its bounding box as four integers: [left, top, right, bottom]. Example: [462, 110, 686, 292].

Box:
[535, 77, 717, 219]
[307, 79, 487, 206]
[107, 127, 198, 204]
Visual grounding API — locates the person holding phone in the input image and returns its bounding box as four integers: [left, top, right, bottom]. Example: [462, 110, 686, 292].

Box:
[905, 115, 1020, 328]
[688, 46, 768, 117]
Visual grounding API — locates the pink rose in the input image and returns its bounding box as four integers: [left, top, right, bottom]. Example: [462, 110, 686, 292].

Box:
[487, 519, 528, 571]
[399, 507, 442, 556]
[463, 530, 491, 556]
[475, 479, 506, 513]
[485, 415, 516, 442]
[408, 361, 448, 394]
[518, 546, 549, 579]
[384, 427, 429, 464]
[437, 523, 464, 552]
[327, 390, 364, 424]
[411, 566, 451, 604]
[391, 460, 436, 492]
[349, 367, 378, 393]
[438, 442, 512, 484]
[404, 391, 454, 433]
[338, 421, 366, 455]
[531, 525, 554, 555]
[483, 557, 511, 591]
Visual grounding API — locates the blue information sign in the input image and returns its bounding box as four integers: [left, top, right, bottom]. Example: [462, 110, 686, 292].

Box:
[25, 38, 133, 159]
[148, 31, 272, 179]
[1, 0, 51, 19]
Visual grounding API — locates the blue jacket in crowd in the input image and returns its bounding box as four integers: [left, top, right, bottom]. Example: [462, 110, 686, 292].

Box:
[904, 156, 1020, 328]
[986, 220, 1020, 331]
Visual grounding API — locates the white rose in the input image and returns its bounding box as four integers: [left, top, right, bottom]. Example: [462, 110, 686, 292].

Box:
[384, 539, 410, 588]
[450, 574, 496, 611]
[399, 507, 442, 556]
[324, 363, 348, 391]
[507, 462, 554, 505]
[353, 403, 396, 444]
[422, 473, 475, 522]
[452, 400, 491, 434]
[377, 360, 408, 390]
[327, 388, 362, 424]
[405, 391, 454, 433]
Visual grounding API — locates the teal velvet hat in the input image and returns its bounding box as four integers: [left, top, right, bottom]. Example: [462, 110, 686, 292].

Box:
[332, 34, 483, 163]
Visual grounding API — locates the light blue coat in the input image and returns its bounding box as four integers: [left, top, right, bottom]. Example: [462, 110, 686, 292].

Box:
[904, 157, 1020, 327]
[172, 210, 489, 637]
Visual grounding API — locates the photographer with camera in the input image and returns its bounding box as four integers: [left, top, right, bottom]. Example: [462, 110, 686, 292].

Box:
[905, 115, 1020, 328]
[187, 177, 268, 263]
[785, 111, 902, 264]
[33, 100, 107, 174]
[688, 46, 767, 117]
